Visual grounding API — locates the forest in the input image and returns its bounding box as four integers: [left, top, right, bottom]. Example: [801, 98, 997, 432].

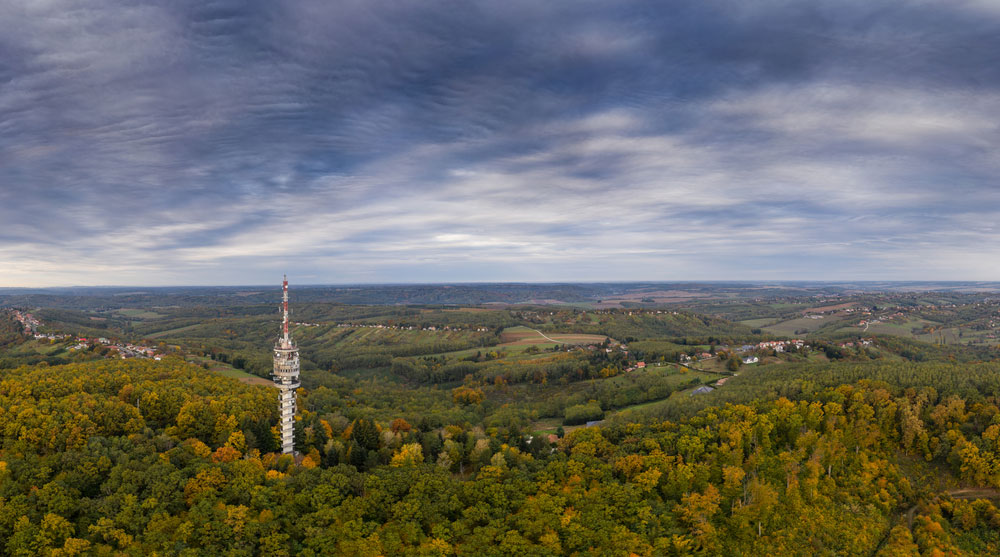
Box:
[4, 289, 1000, 554]
[4, 358, 1000, 555]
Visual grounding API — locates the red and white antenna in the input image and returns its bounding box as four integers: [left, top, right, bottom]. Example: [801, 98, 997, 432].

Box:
[282, 275, 289, 344]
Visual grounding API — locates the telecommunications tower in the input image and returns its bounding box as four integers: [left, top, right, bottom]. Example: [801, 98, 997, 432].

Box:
[273, 275, 300, 454]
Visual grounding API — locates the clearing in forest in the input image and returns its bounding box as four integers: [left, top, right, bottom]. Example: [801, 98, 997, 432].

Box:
[188, 355, 274, 387]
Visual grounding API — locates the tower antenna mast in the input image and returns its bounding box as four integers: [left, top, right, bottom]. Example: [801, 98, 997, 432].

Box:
[282, 274, 289, 344]
[273, 275, 300, 454]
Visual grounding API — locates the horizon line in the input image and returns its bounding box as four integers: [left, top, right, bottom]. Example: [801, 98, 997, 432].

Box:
[3, 279, 1000, 290]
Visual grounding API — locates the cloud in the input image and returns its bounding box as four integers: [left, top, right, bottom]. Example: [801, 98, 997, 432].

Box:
[1, 0, 999, 285]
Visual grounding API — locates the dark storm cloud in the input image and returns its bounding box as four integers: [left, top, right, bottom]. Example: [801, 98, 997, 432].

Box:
[1, 0, 999, 285]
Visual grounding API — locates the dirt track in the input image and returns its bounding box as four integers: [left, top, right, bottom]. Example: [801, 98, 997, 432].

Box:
[905, 488, 1000, 528]
[500, 329, 607, 346]
[871, 488, 1000, 556]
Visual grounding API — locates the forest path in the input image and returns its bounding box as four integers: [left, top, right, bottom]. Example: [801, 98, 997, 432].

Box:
[904, 487, 1000, 529]
[872, 487, 1000, 556]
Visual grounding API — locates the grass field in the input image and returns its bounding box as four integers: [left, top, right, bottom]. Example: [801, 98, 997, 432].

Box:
[529, 365, 718, 433]
[610, 367, 743, 418]
[187, 355, 273, 386]
[859, 318, 936, 338]
[945, 328, 1000, 345]
[803, 302, 857, 313]
[146, 323, 205, 339]
[311, 326, 485, 347]
[688, 357, 734, 373]
[425, 343, 555, 359]
[7, 338, 71, 356]
[914, 328, 962, 344]
[499, 326, 607, 346]
[740, 318, 778, 328]
[767, 302, 808, 310]
[530, 418, 588, 436]
[831, 319, 944, 344]
[113, 308, 164, 319]
[764, 315, 838, 336]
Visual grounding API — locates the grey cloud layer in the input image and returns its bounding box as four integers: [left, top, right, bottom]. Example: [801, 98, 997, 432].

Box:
[1, 0, 999, 285]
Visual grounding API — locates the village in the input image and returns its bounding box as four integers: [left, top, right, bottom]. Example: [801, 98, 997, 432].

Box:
[9, 308, 169, 361]
[331, 322, 492, 333]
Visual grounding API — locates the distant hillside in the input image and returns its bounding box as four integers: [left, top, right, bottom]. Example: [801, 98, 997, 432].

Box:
[6, 281, 998, 311]
[538, 310, 759, 342]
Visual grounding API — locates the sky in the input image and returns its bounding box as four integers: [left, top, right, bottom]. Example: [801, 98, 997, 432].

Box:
[2, 0, 999, 286]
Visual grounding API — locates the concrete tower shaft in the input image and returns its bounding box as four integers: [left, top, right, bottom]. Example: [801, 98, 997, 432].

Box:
[273, 275, 300, 455]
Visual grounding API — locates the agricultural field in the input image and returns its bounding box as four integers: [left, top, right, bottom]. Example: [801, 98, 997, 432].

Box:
[499, 325, 608, 346]
[864, 318, 937, 337]
[308, 325, 484, 347]
[802, 301, 859, 313]
[850, 321, 999, 347]
[819, 317, 941, 341]
[763, 314, 839, 336]
[112, 308, 165, 319]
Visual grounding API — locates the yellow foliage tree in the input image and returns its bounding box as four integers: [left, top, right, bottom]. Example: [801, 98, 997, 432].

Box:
[390, 443, 424, 467]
